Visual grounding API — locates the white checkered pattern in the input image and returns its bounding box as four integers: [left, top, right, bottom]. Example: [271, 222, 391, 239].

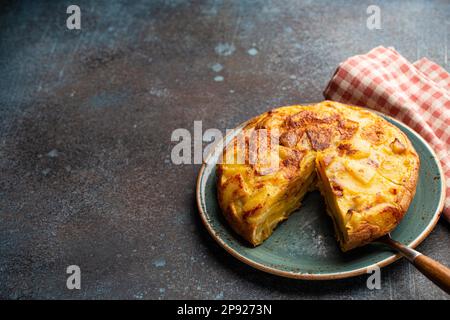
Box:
[324, 46, 450, 222]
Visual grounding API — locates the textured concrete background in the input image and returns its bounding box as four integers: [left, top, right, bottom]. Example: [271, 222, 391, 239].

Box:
[0, 0, 449, 299]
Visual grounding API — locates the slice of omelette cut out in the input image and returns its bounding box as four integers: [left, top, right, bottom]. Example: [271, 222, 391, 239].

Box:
[216, 101, 419, 251]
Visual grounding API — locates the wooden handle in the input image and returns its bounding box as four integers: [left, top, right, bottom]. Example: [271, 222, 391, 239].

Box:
[413, 255, 450, 294]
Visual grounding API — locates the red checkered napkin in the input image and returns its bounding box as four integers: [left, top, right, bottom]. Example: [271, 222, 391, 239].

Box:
[324, 46, 450, 222]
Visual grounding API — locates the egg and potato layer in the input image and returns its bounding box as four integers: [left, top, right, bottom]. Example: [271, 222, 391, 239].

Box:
[216, 101, 419, 251]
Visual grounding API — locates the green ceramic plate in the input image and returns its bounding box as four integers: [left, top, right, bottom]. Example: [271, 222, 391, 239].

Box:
[196, 110, 445, 279]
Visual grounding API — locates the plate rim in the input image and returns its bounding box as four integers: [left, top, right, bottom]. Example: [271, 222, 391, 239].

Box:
[196, 105, 446, 280]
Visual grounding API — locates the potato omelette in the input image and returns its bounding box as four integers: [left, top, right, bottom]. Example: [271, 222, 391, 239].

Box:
[216, 101, 419, 251]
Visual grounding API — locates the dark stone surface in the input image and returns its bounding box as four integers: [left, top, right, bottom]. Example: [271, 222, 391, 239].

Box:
[0, 0, 449, 299]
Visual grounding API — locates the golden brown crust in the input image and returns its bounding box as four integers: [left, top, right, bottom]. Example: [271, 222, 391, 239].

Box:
[217, 101, 419, 250]
[398, 130, 421, 197]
